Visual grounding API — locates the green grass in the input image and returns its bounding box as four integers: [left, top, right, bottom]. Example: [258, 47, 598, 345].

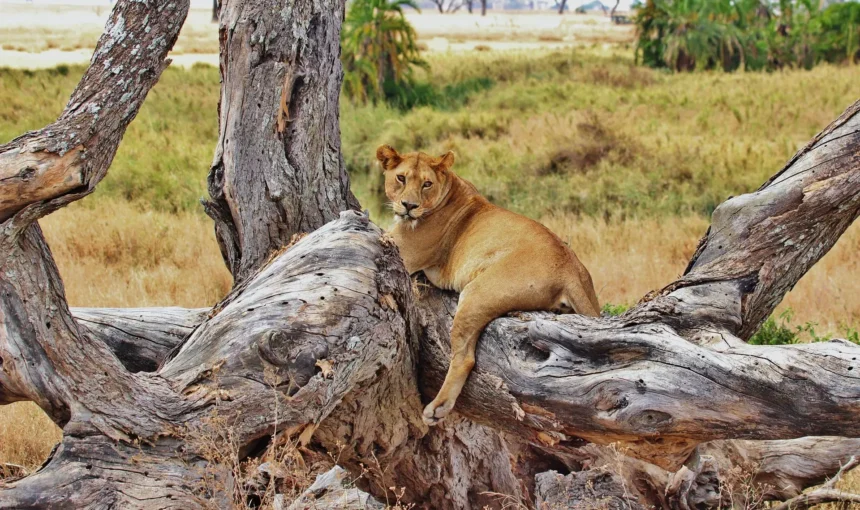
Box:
[1, 48, 858, 222]
[345, 49, 859, 221]
[0, 64, 219, 212]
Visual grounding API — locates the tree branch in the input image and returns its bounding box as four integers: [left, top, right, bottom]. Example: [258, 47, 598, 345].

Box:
[0, 0, 190, 229]
[73, 307, 209, 372]
[416, 288, 860, 469]
[770, 456, 860, 510]
[666, 99, 860, 339]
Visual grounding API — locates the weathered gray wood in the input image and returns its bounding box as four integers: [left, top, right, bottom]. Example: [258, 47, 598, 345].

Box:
[0, 0, 858, 503]
[699, 437, 860, 501]
[73, 307, 208, 372]
[414, 287, 860, 470]
[202, 0, 359, 282]
[285, 466, 384, 510]
[769, 456, 860, 510]
[0, 0, 191, 430]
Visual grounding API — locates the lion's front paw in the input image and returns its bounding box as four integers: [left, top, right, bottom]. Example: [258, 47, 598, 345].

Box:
[422, 399, 454, 426]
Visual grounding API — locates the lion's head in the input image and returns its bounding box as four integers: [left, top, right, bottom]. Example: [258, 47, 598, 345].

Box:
[376, 145, 455, 221]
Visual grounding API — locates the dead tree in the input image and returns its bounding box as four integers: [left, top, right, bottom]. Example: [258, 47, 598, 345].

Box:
[0, 0, 859, 508]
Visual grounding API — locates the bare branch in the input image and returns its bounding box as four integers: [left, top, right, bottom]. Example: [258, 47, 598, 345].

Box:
[770, 456, 860, 510]
[0, 0, 190, 229]
[663, 99, 860, 339]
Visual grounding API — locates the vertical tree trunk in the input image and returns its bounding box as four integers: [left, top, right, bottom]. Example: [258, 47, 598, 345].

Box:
[211, 0, 219, 22]
[558, 0, 567, 14]
[481, 0, 487, 16]
[203, 0, 360, 283]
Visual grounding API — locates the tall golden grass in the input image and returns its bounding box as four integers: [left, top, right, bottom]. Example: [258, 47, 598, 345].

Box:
[42, 200, 232, 308]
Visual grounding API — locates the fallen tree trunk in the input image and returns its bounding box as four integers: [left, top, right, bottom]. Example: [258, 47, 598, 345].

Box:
[1, 212, 521, 508]
[1, 0, 859, 506]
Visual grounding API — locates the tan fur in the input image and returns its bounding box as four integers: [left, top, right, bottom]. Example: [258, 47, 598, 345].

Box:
[377, 145, 600, 425]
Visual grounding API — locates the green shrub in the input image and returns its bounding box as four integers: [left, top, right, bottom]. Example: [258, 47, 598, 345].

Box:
[601, 303, 629, 316]
[749, 310, 802, 345]
[749, 309, 860, 346]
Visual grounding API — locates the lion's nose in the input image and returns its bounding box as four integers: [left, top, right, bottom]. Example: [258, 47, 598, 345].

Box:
[401, 201, 418, 212]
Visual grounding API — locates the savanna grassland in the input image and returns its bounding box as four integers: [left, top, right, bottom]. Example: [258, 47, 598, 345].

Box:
[1, 33, 859, 500]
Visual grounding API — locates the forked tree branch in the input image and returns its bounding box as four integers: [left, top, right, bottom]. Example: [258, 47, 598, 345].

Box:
[0, 0, 190, 229]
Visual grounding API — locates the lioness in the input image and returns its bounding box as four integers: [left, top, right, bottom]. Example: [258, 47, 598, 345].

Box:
[377, 145, 600, 425]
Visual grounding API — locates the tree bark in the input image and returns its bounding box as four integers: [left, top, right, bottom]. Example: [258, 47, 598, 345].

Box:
[481, 0, 487, 16]
[73, 307, 208, 372]
[558, 0, 567, 15]
[203, 0, 359, 283]
[1, 0, 859, 506]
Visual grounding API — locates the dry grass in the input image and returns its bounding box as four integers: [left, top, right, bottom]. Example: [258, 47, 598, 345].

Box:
[546, 214, 860, 333]
[41, 199, 232, 308]
[0, 402, 61, 476]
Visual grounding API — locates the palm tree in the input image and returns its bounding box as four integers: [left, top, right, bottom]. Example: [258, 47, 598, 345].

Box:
[636, 0, 746, 71]
[341, 0, 427, 102]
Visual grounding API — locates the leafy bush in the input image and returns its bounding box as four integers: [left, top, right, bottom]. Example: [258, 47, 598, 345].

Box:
[601, 303, 629, 316]
[749, 309, 802, 345]
[749, 309, 860, 345]
[635, 0, 860, 72]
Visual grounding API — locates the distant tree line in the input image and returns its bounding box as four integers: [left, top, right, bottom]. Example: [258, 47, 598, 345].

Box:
[636, 0, 860, 72]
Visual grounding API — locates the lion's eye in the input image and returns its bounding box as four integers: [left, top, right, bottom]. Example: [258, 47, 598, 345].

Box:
[423, 181, 432, 189]
[396, 175, 406, 184]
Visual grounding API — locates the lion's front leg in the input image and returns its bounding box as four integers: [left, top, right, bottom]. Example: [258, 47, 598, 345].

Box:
[423, 284, 500, 426]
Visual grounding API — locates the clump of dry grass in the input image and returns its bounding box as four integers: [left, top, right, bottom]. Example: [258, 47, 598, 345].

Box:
[0, 402, 61, 475]
[41, 199, 232, 308]
[535, 112, 637, 177]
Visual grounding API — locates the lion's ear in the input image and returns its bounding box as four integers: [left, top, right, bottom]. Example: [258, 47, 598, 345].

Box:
[376, 144, 402, 171]
[435, 150, 455, 172]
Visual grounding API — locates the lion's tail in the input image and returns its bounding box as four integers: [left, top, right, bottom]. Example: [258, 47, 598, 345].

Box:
[562, 271, 601, 318]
